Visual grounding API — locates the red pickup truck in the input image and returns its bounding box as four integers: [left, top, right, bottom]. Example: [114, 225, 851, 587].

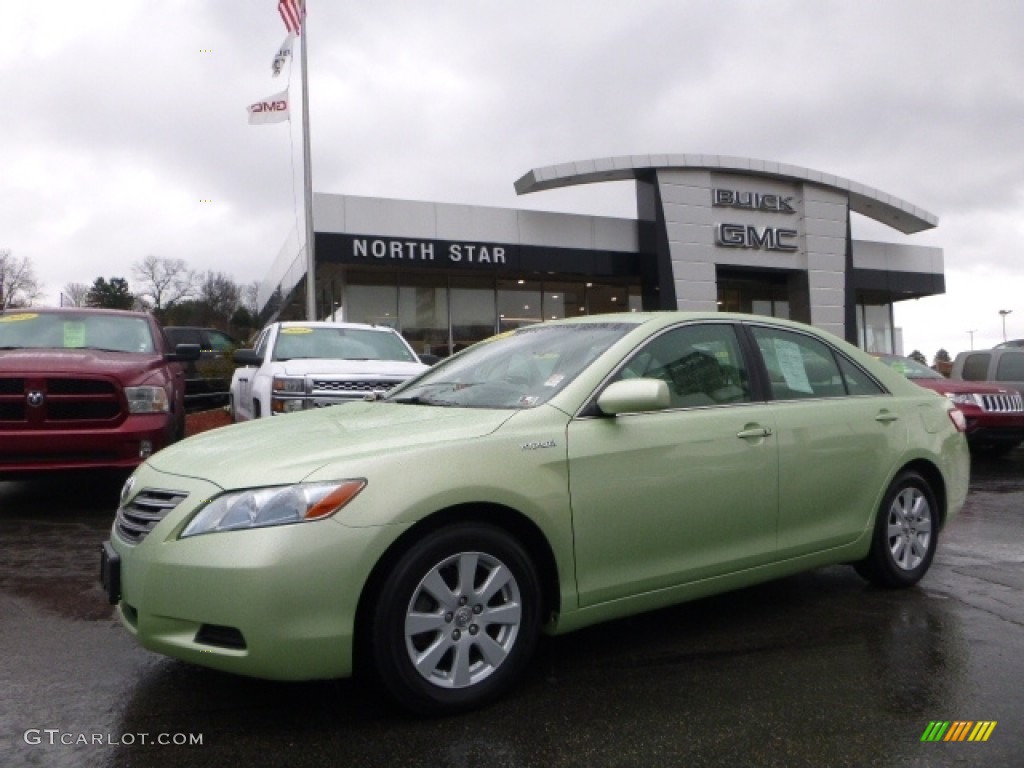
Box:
[0, 308, 200, 475]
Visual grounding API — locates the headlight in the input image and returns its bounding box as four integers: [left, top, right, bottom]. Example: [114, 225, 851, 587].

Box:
[272, 377, 305, 394]
[125, 386, 170, 413]
[945, 393, 979, 407]
[181, 480, 366, 538]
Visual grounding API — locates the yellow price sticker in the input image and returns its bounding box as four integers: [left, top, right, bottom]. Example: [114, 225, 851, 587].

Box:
[280, 327, 313, 335]
[0, 313, 38, 323]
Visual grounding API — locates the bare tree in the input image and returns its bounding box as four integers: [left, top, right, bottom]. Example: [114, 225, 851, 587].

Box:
[132, 255, 198, 313]
[0, 250, 43, 310]
[200, 271, 241, 324]
[62, 282, 91, 307]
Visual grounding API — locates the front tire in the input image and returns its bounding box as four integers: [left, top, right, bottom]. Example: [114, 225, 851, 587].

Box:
[854, 471, 938, 588]
[370, 524, 542, 715]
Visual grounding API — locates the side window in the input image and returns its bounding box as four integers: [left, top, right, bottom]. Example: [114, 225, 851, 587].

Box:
[995, 352, 1024, 381]
[751, 326, 847, 400]
[206, 331, 237, 352]
[612, 323, 751, 408]
[961, 354, 990, 381]
[253, 330, 271, 361]
[169, 328, 202, 346]
[836, 355, 885, 396]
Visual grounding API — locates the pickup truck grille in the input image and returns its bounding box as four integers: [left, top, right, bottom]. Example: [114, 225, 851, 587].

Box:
[979, 392, 1024, 413]
[311, 379, 401, 393]
[116, 488, 189, 544]
[0, 376, 121, 423]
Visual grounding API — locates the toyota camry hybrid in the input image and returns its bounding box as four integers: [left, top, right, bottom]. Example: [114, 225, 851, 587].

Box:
[101, 312, 969, 714]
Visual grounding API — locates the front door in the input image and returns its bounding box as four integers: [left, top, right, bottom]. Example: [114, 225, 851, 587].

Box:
[567, 322, 779, 607]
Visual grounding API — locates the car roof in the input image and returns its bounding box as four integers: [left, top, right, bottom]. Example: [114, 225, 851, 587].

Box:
[1, 307, 149, 319]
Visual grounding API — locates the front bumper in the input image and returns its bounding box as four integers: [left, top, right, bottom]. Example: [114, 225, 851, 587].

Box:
[0, 413, 175, 474]
[106, 474, 406, 681]
[961, 410, 1024, 446]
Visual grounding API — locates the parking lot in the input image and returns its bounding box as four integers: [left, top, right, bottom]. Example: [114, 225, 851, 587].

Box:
[1, 451, 1022, 768]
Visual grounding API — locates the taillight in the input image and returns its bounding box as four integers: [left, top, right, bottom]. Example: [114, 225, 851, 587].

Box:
[948, 408, 967, 432]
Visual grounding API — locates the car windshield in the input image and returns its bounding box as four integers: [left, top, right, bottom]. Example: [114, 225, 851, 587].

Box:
[878, 355, 944, 380]
[272, 326, 417, 363]
[386, 322, 635, 409]
[0, 311, 155, 354]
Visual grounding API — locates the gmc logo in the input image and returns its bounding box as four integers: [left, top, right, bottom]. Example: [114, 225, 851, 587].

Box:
[716, 223, 798, 252]
[251, 101, 287, 113]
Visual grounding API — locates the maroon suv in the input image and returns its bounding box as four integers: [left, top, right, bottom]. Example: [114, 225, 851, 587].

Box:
[0, 308, 199, 475]
[877, 354, 1024, 455]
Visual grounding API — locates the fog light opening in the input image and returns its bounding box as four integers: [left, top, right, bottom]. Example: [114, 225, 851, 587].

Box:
[139, 440, 153, 458]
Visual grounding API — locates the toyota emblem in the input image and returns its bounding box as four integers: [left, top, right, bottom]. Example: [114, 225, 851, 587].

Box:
[27, 391, 45, 407]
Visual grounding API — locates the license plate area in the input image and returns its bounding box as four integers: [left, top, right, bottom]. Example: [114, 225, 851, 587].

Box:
[100, 541, 121, 605]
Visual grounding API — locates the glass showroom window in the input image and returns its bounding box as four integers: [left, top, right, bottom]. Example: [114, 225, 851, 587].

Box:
[450, 276, 497, 353]
[398, 274, 449, 357]
[543, 283, 585, 320]
[857, 304, 894, 354]
[346, 272, 399, 328]
[497, 279, 542, 332]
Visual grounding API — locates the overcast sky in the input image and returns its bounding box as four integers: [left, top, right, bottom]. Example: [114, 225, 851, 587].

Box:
[4, 0, 1023, 357]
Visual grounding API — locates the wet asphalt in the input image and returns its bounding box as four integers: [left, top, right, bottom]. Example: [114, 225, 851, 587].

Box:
[0, 452, 1022, 768]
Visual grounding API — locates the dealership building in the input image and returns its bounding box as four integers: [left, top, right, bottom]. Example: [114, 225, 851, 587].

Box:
[258, 154, 944, 357]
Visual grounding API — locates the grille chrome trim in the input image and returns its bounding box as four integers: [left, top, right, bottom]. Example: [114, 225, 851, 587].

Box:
[115, 488, 189, 544]
[979, 392, 1024, 413]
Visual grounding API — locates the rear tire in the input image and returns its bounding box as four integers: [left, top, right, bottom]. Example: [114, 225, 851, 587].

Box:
[370, 523, 541, 715]
[854, 471, 938, 588]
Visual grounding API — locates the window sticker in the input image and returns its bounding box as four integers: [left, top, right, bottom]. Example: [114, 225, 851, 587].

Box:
[0, 313, 38, 323]
[543, 373, 565, 388]
[63, 322, 87, 348]
[773, 339, 813, 394]
[280, 327, 313, 334]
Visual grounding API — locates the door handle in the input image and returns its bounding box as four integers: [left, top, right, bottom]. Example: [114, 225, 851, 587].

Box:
[875, 412, 900, 423]
[736, 426, 773, 439]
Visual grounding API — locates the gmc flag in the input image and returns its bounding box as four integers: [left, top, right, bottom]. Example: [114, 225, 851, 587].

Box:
[247, 89, 290, 125]
[279, 0, 304, 35]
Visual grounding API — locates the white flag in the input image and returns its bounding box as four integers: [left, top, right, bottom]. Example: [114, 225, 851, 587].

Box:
[271, 34, 294, 78]
[247, 89, 290, 125]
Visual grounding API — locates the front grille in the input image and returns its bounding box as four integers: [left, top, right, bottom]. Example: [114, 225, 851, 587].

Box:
[312, 379, 400, 393]
[115, 488, 189, 544]
[47, 378, 116, 395]
[0, 403, 24, 421]
[48, 401, 121, 420]
[0, 376, 122, 424]
[0, 378, 24, 395]
[979, 393, 1024, 413]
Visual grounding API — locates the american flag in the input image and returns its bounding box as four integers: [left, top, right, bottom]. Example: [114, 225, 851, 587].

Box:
[278, 0, 304, 35]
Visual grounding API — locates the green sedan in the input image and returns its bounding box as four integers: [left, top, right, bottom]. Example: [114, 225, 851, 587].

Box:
[101, 313, 970, 714]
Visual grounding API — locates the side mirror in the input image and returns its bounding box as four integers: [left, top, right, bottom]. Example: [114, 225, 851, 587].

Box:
[596, 378, 670, 416]
[233, 348, 262, 366]
[167, 343, 201, 362]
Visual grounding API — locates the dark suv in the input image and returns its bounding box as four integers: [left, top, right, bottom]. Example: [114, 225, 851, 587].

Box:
[163, 327, 240, 411]
[0, 308, 199, 475]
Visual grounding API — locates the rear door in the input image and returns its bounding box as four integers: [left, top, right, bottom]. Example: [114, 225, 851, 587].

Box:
[747, 324, 906, 558]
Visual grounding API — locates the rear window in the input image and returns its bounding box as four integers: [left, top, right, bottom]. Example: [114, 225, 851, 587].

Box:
[995, 352, 1024, 381]
[960, 353, 991, 381]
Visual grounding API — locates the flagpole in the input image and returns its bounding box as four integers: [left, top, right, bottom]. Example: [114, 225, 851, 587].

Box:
[300, 3, 316, 320]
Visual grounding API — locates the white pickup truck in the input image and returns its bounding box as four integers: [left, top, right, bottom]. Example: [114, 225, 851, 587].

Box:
[229, 321, 429, 421]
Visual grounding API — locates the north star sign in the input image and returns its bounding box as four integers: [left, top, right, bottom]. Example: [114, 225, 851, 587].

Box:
[352, 238, 508, 264]
[712, 187, 799, 252]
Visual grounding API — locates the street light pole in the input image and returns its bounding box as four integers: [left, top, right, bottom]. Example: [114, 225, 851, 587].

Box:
[999, 309, 1013, 342]
[967, 329, 977, 350]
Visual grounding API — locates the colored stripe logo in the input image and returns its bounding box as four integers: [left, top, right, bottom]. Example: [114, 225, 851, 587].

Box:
[921, 721, 997, 742]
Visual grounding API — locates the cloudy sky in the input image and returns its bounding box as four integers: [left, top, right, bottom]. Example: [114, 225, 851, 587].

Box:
[4, 0, 1023, 358]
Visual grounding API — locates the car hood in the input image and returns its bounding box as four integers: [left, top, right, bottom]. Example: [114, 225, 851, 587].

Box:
[276, 359, 428, 377]
[147, 401, 516, 488]
[0, 347, 167, 378]
[910, 377, 1019, 396]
